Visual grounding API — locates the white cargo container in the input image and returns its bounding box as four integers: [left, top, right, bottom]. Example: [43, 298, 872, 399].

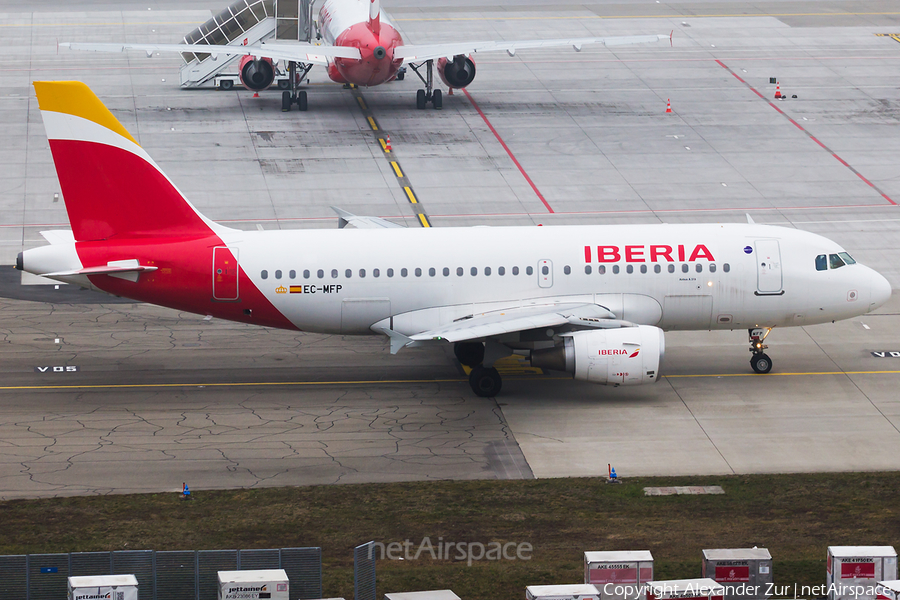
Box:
[385, 591, 461, 600]
[827, 547, 898, 600]
[526, 584, 601, 600]
[584, 551, 654, 600]
[217, 569, 289, 600]
[646, 578, 726, 600]
[878, 581, 900, 600]
[701, 548, 773, 599]
[68, 574, 138, 600]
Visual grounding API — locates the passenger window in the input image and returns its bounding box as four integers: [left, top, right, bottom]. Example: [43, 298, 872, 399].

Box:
[471, 267, 478, 276]
[640, 265, 647, 274]
[373, 268, 380, 278]
[261, 270, 268, 279]
[541, 266, 549, 275]
[317, 269, 324, 279]
[526, 266, 533, 275]
[332, 269, 338, 279]
[303, 269, 310, 279]
[668, 264, 675, 273]
[387, 268, 394, 278]
[584, 265, 592, 275]
[682, 264, 689, 273]
[598, 265, 606, 274]
[613, 265, 620, 274]
[563, 266, 571, 275]
[709, 264, 716, 273]
[360, 269, 366, 278]
[499, 266, 506, 276]
[457, 267, 464, 276]
[723, 263, 730, 273]
[654, 265, 661, 274]
[626, 265, 633, 274]
[289, 270, 296, 279]
[275, 270, 282, 279]
[415, 268, 422, 277]
[428, 267, 435, 277]
[401, 268, 408, 277]
[838, 252, 856, 265]
[830, 254, 845, 269]
[485, 267, 492, 276]
[443, 267, 450, 276]
[696, 264, 702, 273]
[345, 269, 352, 278]
[513, 266, 519, 275]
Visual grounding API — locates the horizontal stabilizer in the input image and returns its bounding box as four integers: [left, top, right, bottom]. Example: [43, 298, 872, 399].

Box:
[39, 230, 75, 245]
[42, 259, 158, 281]
[332, 207, 404, 229]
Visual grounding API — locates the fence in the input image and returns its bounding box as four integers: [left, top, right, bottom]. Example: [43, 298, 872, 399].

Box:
[0, 547, 322, 600]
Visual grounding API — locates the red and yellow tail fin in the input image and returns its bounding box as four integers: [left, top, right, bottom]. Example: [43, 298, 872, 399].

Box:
[34, 81, 216, 242]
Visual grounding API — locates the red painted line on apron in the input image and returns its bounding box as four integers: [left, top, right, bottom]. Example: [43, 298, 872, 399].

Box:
[463, 88, 554, 213]
[716, 59, 897, 206]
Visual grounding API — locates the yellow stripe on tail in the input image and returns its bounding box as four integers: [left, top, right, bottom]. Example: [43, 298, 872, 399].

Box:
[33, 81, 139, 146]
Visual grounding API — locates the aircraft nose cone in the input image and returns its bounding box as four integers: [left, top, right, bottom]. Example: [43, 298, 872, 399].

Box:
[870, 270, 892, 310]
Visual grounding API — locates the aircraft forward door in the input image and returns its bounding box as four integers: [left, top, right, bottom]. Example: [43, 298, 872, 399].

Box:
[538, 259, 553, 288]
[213, 247, 239, 301]
[755, 240, 783, 294]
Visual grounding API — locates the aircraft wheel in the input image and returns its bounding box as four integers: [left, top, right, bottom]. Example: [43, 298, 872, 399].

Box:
[298, 90, 308, 111]
[416, 89, 426, 109]
[397, 68, 405, 81]
[750, 353, 772, 374]
[282, 91, 292, 112]
[219, 79, 234, 91]
[469, 366, 502, 397]
[454, 342, 485, 367]
[432, 88, 442, 110]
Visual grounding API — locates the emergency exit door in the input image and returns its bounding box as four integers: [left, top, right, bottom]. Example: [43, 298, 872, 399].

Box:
[213, 247, 239, 301]
[755, 239, 783, 294]
[538, 259, 553, 288]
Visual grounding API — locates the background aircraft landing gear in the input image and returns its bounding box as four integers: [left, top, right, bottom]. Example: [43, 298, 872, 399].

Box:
[282, 90, 308, 112]
[469, 365, 502, 397]
[282, 61, 312, 112]
[749, 327, 773, 373]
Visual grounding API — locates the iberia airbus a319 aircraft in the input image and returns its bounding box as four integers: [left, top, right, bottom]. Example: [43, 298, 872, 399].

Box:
[61, 0, 669, 111]
[18, 82, 892, 397]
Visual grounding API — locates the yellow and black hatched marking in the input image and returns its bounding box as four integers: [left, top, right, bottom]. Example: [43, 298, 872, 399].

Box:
[875, 33, 900, 43]
[461, 355, 545, 377]
[347, 85, 433, 228]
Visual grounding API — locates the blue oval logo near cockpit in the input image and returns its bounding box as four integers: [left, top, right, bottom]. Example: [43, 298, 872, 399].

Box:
[744, 246, 753, 254]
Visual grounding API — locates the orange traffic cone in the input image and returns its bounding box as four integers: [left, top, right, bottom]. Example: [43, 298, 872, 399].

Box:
[665, 99, 672, 113]
[385, 135, 392, 152]
[253, 92, 259, 98]
[774, 84, 782, 99]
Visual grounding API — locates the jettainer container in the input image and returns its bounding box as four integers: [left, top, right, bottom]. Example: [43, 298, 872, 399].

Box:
[385, 592, 461, 600]
[701, 548, 773, 599]
[526, 584, 601, 600]
[827, 547, 898, 600]
[68, 574, 138, 600]
[218, 569, 289, 600]
[877, 581, 900, 600]
[646, 578, 726, 600]
[584, 551, 654, 600]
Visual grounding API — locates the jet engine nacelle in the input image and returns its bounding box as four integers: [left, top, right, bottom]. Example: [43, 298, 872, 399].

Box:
[530, 325, 665, 386]
[239, 55, 275, 91]
[437, 55, 476, 89]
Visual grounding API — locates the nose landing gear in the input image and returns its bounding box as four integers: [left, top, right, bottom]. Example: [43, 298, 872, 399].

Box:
[749, 327, 773, 373]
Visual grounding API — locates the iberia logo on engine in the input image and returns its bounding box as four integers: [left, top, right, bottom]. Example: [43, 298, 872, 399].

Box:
[599, 349, 641, 358]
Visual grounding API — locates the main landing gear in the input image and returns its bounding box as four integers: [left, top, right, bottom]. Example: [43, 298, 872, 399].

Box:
[749, 327, 773, 374]
[455, 342, 502, 397]
[408, 60, 443, 110]
[281, 60, 313, 112]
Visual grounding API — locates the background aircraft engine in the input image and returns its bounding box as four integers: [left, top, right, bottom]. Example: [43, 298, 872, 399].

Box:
[239, 56, 275, 91]
[437, 55, 476, 88]
[530, 325, 665, 386]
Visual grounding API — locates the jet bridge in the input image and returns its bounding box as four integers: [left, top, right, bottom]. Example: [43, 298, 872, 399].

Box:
[179, 0, 314, 89]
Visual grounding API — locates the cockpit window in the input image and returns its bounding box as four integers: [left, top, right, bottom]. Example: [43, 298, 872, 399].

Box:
[838, 252, 856, 265]
[829, 254, 845, 269]
[816, 255, 827, 271]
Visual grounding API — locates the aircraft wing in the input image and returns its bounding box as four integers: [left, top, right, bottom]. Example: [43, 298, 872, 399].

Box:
[408, 302, 623, 344]
[60, 41, 361, 66]
[393, 34, 669, 63]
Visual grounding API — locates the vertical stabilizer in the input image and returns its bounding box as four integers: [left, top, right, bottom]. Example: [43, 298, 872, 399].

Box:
[33, 81, 220, 242]
[368, 0, 381, 35]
